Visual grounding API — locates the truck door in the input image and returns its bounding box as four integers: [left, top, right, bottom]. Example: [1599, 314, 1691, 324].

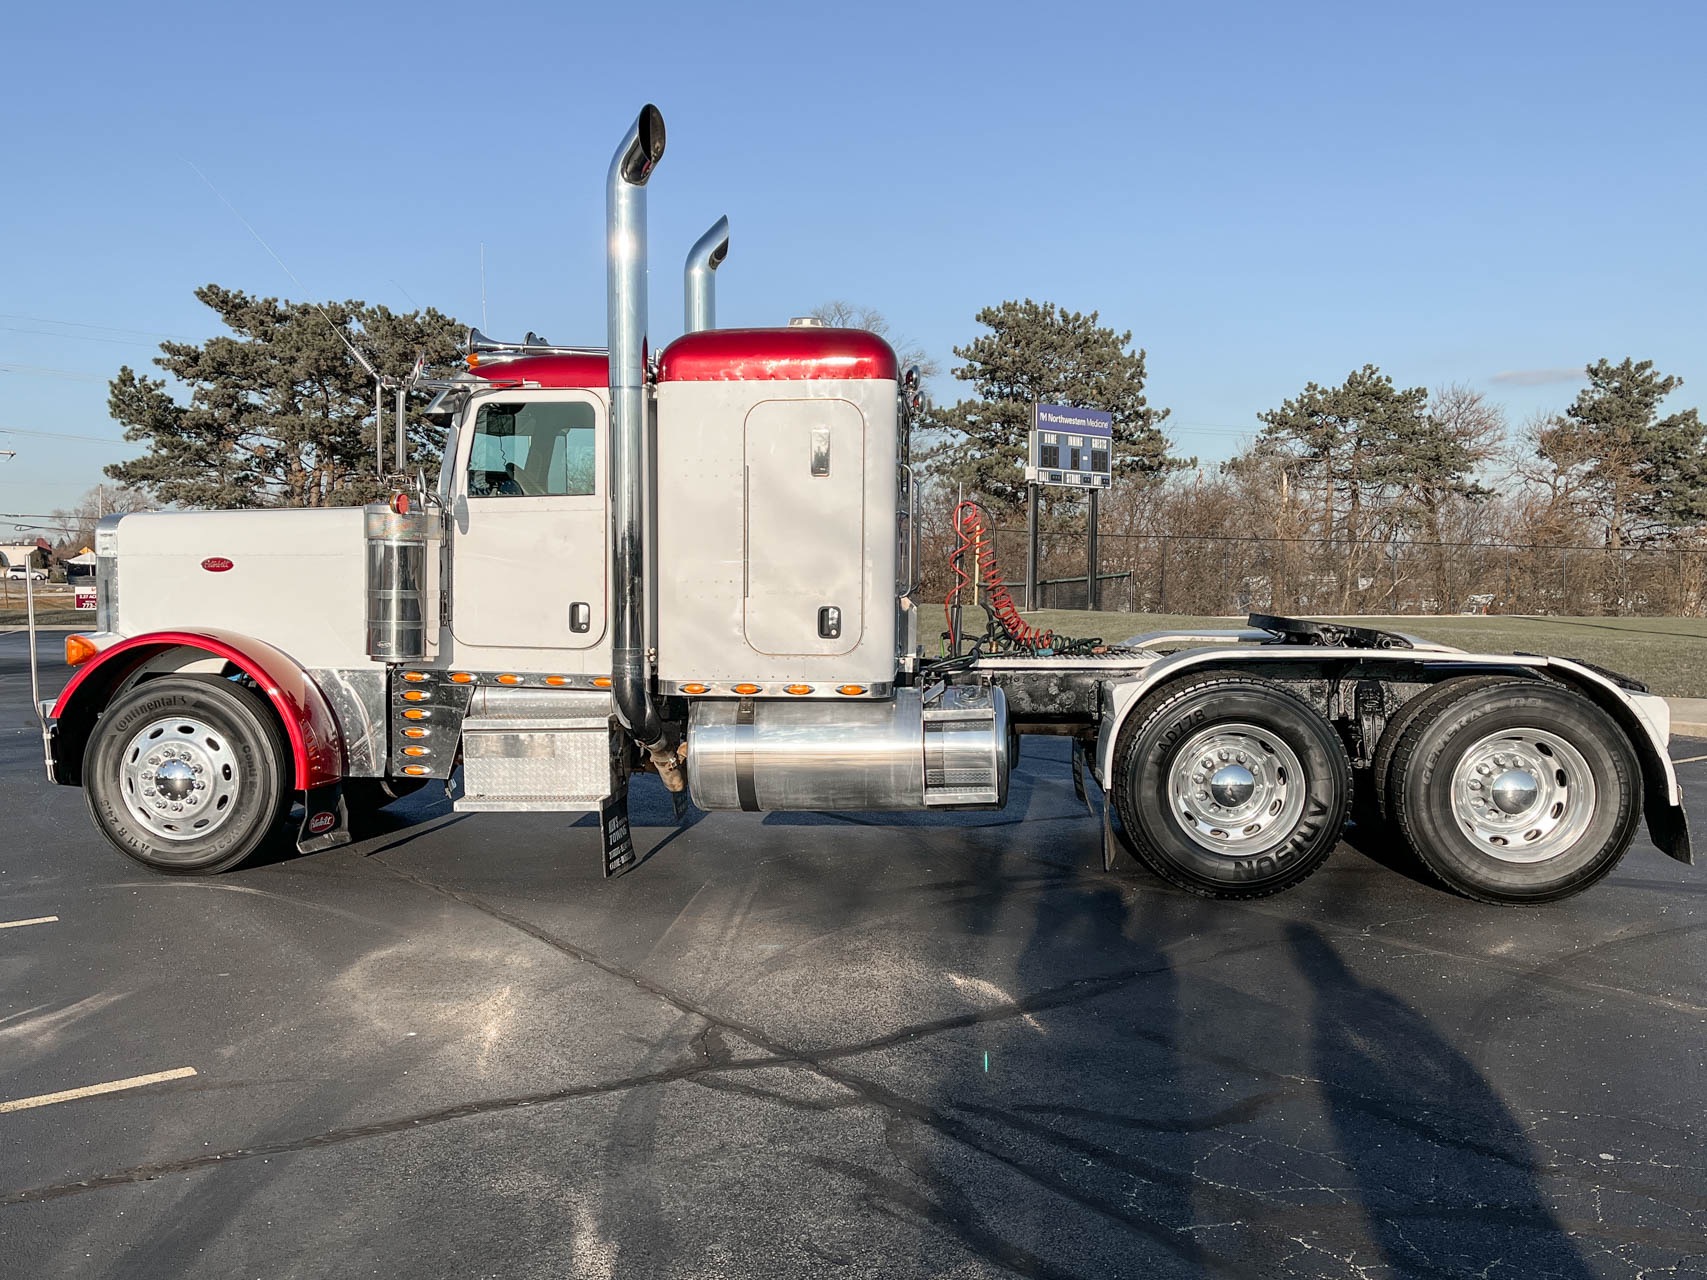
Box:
[450, 391, 607, 653]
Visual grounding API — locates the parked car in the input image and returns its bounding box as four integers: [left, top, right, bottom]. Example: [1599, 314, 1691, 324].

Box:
[5, 564, 47, 581]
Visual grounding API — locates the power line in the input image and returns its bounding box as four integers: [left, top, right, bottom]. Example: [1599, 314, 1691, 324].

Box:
[0, 313, 189, 341]
[0, 426, 130, 445]
[0, 324, 159, 348]
[0, 363, 108, 384]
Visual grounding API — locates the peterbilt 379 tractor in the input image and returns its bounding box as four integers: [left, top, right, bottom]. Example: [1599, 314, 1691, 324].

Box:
[31, 106, 1691, 904]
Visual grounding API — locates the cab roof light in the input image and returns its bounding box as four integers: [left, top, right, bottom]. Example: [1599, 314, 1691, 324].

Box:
[64, 635, 99, 667]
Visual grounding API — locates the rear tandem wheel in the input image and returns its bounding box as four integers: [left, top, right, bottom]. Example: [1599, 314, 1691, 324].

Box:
[1111, 675, 1352, 899]
[1387, 680, 1642, 904]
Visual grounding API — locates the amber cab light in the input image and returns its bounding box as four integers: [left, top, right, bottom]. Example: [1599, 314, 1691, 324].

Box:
[403, 708, 428, 720]
[681, 682, 708, 695]
[403, 690, 428, 702]
[449, 672, 475, 684]
[837, 685, 867, 696]
[784, 684, 812, 696]
[403, 746, 430, 757]
[732, 683, 761, 696]
[545, 675, 569, 686]
[402, 671, 428, 682]
[403, 765, 429, 776]
[592, 676, 612, 688]
[497, 673, 522, 685]
[64, 635, 100, 667]
[403, 728, 427, 739]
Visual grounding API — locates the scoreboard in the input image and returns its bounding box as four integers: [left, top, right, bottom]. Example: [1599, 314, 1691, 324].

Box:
[1025, 404, 1112, 489]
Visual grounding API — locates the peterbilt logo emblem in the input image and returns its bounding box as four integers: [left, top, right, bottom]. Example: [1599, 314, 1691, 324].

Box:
[201, 557, 234, 573]
[308, 811, 336, 834]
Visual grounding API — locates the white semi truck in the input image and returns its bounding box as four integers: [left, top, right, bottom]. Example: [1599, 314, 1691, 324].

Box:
[33, 106, 1690, 904]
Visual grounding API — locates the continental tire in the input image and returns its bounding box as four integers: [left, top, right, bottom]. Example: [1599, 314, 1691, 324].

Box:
[83, 675, 290, 875]
[1370, 675, 1523, 822]
[1113, 676, 1352, 899]
[1388, 680, 1641, 904]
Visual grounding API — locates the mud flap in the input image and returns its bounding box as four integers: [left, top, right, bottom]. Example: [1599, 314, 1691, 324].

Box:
[1101, 778, 1119, 873]
[601, 733, 636, 878]
[297, 783, 351, 853]
[1070, 740, 1093, 812]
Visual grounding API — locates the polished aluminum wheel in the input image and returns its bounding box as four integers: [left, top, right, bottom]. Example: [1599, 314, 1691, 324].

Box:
[1448, 728, 1595, 863]
[120, 716, 242, 842]
[1168, 723, 1306, 857]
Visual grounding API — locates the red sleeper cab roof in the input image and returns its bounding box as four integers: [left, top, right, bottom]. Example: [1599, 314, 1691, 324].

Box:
[469, 352, 609, 389]
[658, 327, 899, 382]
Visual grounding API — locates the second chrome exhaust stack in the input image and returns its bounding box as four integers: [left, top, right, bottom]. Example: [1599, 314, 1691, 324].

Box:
[683, 216, 729, 333]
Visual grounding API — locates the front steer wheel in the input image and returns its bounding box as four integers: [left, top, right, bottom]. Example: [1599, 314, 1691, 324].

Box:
[1112, 676, 1352, 898]
[1388, 681, 1641, 904]
[83, 675, 291, 875]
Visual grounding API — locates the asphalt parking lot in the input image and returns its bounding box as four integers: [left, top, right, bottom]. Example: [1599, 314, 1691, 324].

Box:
[1, 632, 1703, 1279]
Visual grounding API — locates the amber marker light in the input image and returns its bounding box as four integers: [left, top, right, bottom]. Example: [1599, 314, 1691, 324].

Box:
[403, 690, 428, 702]
[497, 674, 521, 685]
[837, 685, 867, 696]
[733, 683, 761, 695]
[592, 677, 612, 688]
[403, 708, 428, 720]
[682, 683, 708, 695]
[403, 728, 426, 739]
[64, 635, 99, 667]
[545, 675, 570, 687]
[403, 746, 430, 757]
[403, 765, 429, 776]
[448, 672, 475, 684]
[402, 671, 428, 682]
[784, 684, 812, 696]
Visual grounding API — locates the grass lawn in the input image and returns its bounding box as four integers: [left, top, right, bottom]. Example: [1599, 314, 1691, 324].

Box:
[1022, 610, 1707, 698]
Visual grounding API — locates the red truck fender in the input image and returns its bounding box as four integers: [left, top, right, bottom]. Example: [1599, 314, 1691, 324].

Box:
[50, 630, 345, 791]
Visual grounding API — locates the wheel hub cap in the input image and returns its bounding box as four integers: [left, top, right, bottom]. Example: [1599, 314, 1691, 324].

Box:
[1208, 764, 1256, 807]
[1490, 768, 1539, 815]
[154, 759, 196, 799]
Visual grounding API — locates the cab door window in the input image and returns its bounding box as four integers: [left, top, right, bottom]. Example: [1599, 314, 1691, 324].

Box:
[466, 401, 598, 497]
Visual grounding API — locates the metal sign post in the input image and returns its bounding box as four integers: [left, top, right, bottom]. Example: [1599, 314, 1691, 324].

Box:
[1025, 404, 1113, 612]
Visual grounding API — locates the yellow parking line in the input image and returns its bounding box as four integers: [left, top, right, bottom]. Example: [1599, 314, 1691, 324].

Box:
[0, 916, 58, 930]
[0, 1067, 198, 1115]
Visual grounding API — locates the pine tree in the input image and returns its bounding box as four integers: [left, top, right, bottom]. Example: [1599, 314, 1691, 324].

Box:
[105, 285, 464, 509]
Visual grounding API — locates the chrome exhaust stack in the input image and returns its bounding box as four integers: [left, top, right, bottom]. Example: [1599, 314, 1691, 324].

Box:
[607, 104, 667, 751]
[683, 216, 729, 333]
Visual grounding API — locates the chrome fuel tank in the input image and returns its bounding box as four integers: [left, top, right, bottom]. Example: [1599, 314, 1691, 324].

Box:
[686, 685, 1008, 812]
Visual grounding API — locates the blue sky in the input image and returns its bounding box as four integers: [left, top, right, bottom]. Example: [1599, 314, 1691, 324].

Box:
[3, 0, 1704, 527]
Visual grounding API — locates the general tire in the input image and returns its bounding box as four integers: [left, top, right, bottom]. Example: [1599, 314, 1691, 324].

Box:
[83, 675, 291, 875]
[1112, 676, 1352, 899]
[1388, 680, 1641, 904]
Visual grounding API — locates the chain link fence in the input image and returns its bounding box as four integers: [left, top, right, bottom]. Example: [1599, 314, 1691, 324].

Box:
[920, 527, 1707, 618]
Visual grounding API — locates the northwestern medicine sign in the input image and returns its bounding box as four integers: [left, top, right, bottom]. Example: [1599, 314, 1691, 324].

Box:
[1027, 404, 1113, 488]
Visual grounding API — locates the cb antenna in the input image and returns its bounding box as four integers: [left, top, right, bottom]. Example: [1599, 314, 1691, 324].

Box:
[184, 157, 401, 477]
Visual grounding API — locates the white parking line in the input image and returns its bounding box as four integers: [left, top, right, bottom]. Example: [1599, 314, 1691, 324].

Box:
[1672, 754, 1707, 765]
[0, 915, 58, 930]
[0, 1067, 198, 1115]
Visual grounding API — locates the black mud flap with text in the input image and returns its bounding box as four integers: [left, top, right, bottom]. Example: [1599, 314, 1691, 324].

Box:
[601, 733, 636, 878]
[297, 783, 351, 854]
